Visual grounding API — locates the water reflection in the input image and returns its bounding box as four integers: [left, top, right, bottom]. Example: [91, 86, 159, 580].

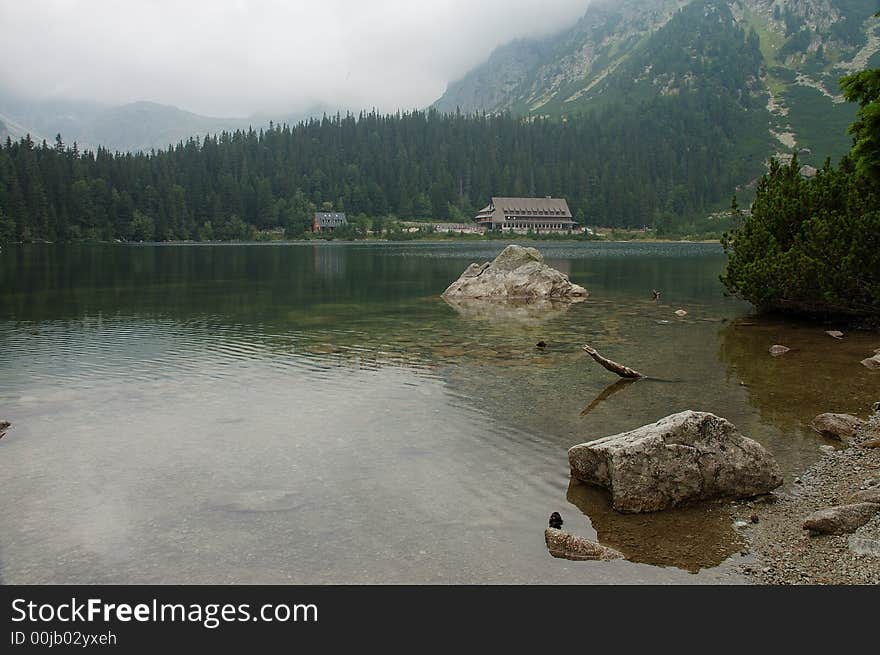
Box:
[565, 480, 744, 572]
[580, 379, 638, 418]
[312, 243, 346, 279]
[442, 296, 581, 326]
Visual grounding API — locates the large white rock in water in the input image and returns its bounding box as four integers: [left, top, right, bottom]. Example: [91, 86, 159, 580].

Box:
[568, 411, 783, 513]
[441, 244, 588, 301]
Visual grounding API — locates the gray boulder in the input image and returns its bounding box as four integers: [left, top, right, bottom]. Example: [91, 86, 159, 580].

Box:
[568, 411, 783, 513]
[810, 413, 864, 441]
[544, 528, 623, 561]
[848, 535, 880, 557]
[803, 503, 880, 535]
[442, 245, 588, 301]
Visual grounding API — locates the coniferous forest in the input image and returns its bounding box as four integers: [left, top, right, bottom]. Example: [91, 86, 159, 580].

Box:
[0, 94, 764, 243]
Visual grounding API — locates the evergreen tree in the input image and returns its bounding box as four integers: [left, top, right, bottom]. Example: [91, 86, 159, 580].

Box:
[722, 61, 880, 320]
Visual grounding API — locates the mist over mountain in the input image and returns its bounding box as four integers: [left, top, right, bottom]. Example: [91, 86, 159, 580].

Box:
[0, 90, 334, 152]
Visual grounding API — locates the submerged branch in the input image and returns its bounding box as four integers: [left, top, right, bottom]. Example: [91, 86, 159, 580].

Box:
[582, 345, 645, 379]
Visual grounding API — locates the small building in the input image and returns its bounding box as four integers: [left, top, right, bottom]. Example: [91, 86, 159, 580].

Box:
[475, 197, 577, 233]
[312, 212, 347, 232]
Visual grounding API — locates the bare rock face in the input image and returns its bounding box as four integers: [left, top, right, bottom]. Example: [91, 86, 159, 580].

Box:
[802, 503, 880, 535]
[568, 411, 783, 513]
[810, 413, 864, 441]
[441, 245, 588, 301]
[544, 528, 623, 561]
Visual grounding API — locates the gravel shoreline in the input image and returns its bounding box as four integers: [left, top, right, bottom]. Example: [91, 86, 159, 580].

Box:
[732, 407, 880, 585]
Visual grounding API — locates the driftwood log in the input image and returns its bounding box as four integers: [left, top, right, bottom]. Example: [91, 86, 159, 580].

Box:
[545, 528, 623, 561]
[582, 345, 645, 379]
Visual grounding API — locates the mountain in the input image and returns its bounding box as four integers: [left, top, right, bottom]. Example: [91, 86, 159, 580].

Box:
[0, 91, 332, 153]
[82, 102, 252, 152]
[435, 0, 880, 174]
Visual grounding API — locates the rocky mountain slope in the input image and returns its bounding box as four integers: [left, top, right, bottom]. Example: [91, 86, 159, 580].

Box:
[434, 0, 880, 171]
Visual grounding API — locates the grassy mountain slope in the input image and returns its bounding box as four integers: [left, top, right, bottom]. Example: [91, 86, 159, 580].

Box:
[434, 0, 880, 192]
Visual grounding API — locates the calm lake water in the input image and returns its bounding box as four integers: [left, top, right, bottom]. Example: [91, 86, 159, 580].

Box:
[1, 242, 878, 583]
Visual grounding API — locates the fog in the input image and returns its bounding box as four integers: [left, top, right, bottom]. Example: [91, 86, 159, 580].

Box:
[0, 0, 593, 117]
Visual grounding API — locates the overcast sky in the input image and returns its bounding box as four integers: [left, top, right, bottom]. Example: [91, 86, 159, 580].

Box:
[0, 0, 592, 117]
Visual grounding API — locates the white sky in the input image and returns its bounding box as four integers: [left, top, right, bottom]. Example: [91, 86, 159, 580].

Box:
[0, 0, 592, 117]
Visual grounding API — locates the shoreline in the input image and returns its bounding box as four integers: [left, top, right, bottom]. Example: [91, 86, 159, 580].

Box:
[2, 237, 722, 246]
[732, 407, 880, 584]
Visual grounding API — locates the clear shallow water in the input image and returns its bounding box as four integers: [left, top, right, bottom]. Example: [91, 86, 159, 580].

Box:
[1, 242, 877, 583]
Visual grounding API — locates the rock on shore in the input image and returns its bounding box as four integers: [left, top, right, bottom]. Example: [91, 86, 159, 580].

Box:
[802, 503, 880, 535]
[441, 245, 588, 301]
[568, 411, 783, 513]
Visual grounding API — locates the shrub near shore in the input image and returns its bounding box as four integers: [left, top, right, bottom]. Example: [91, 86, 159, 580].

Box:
[721, 60, 880, 322]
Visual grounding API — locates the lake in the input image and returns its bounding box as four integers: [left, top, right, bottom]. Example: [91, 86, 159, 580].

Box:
[1, 242, 877, 583]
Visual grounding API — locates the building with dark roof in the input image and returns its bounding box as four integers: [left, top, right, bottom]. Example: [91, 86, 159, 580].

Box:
[475, 197, 576, 233]
[312, 212, 347, 232]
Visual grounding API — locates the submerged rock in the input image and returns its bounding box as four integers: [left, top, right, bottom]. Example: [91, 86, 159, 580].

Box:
[769, 344, 790, 356]
[674, 309, 688, 317]
[544, 528, 623, 561]
[441, 245, 588, 301]
[802, 503, 880, 535]
[810, 413, 864, 441]
[861, 354, 880, 370]
[568, 411, 783, 513]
